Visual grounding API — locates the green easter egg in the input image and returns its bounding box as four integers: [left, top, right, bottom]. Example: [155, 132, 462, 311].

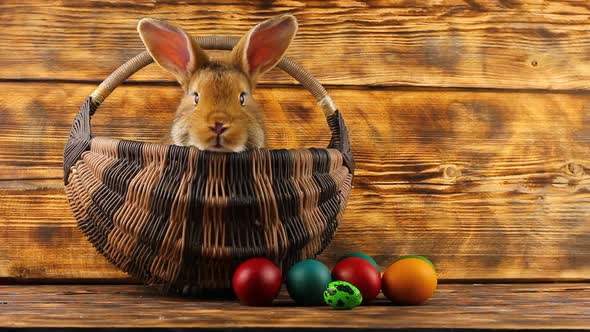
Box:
[338, 252, 379, 270]
[323, 281, 363, 310]
[395, 255, 435, 267]
[287, 260, 332, 306]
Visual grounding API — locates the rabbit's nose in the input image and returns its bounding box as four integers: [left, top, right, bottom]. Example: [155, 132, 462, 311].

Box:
[210, 122, 227, 135]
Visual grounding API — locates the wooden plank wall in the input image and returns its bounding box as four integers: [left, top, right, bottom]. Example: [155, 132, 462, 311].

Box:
[0, 0, 589, 282]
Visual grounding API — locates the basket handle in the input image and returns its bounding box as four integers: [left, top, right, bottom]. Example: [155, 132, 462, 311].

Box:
[64, 36, 354, 184]
[90, 36, 339, 117]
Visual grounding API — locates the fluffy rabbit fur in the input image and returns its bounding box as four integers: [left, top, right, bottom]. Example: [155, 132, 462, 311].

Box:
[137, 15, 298, 152]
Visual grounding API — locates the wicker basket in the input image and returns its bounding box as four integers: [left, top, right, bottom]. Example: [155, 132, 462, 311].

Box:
[63, 36, 354, 295]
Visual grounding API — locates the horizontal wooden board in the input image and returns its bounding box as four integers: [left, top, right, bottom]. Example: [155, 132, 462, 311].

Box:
[1, 0, 590, 89]
[2, 82, 590, 181]
[1, 284, 589, 330]
[1, 184, 589, 281]
[1, 82, 589, 280]
[0, 219, 128, 280]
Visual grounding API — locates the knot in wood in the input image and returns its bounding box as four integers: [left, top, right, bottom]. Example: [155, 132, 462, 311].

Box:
[565, 162, 584, 178]
[442, 165, 460, 178]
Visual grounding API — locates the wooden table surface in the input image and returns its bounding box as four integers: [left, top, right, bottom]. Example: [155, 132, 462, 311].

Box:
[0, 284, 588, 330]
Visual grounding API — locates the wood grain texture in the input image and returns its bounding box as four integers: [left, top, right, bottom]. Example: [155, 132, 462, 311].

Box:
[0, 284, 589, 329]
[1, 0, 590, 89]
[2, 184, 589, 281]
[1, 82, 589, 280]
[0, 222, 128, 280]
[2, 83, 590, 181]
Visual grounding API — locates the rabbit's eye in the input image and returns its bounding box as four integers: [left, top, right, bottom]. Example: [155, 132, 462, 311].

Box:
[193, 92, 199, 106]
[239, 92, 246, 106]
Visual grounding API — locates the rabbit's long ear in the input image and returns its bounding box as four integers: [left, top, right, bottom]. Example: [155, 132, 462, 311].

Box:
[138, 18, 209, 89]
[231, 15, 298, 85]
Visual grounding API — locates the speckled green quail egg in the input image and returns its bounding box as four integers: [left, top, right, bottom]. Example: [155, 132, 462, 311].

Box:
[323, 281, 363, 310]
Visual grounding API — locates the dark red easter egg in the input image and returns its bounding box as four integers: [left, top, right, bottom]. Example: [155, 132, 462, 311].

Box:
[332, 257, 381, 303]
[232, 257, 282, 306]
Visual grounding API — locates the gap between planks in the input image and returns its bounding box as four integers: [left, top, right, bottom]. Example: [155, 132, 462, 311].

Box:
[4, 78, 590, 95]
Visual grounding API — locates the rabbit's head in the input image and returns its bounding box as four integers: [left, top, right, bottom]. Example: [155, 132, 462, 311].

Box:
[137, 15, 298, 152]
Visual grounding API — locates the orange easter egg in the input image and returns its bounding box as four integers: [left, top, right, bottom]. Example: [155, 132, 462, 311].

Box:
[381, 257, 437, 305]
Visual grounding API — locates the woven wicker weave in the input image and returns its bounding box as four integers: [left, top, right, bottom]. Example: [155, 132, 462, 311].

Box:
[63, 36, 354, 295]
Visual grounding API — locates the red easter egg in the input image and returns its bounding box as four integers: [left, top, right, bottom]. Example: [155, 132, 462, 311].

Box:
[332, 257, 381, 303]
[232, 258, 282, 306]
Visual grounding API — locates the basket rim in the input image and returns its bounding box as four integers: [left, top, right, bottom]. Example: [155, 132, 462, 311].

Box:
[88, 136, 346, 156]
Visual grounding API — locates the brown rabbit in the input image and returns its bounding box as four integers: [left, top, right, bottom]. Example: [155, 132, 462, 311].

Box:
[137, 15, 298, 152]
